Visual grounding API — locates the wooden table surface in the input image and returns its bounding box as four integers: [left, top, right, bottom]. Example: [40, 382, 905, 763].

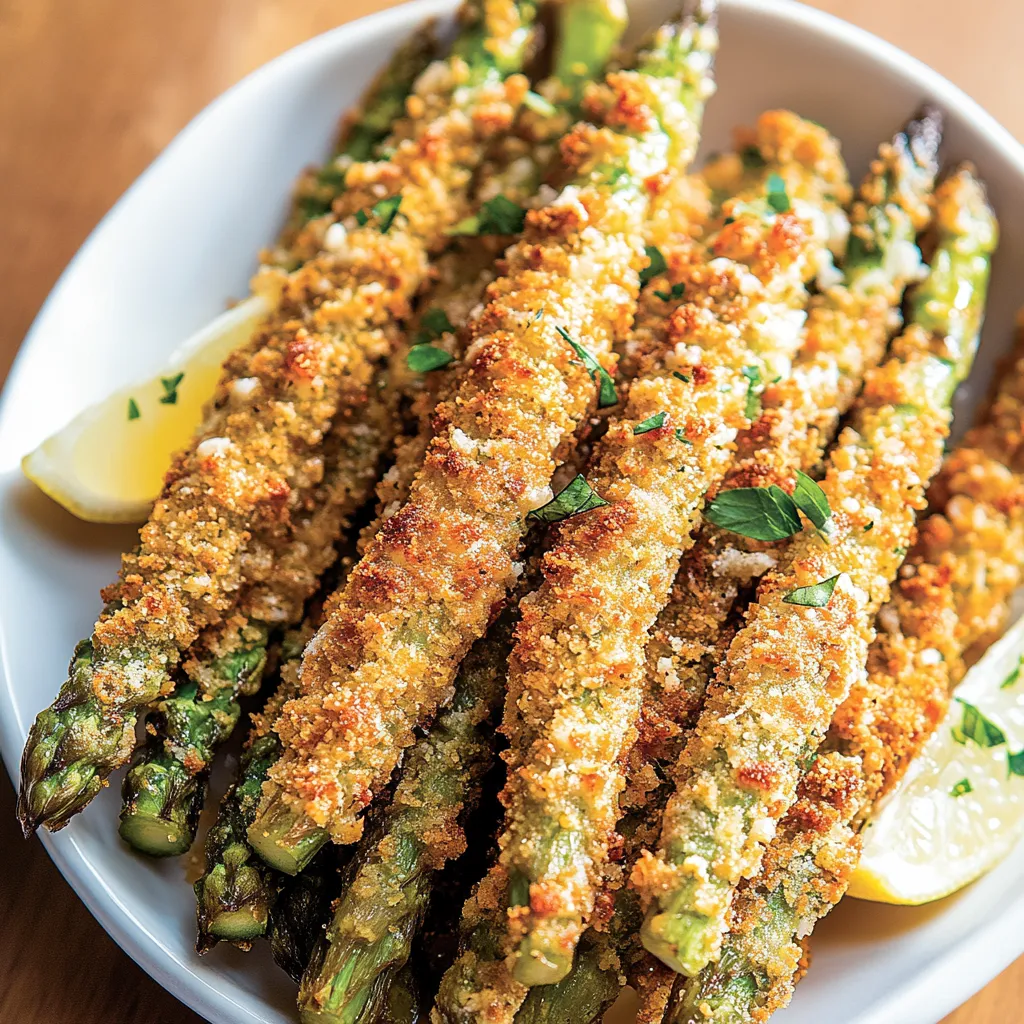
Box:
[0, 1, 1021, 1021]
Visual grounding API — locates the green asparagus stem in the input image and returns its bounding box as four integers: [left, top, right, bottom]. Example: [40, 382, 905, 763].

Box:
[433, 4, 721, 1015]
[118, 624, 269, 855]
[296, 609, 515, 1023]
[636, 166, 997, 978]
[269, 849, 338, 982]
[112, 1, 543, 859]
[194, 625, 310, 951]
[245, 0, 629, 878]
[281, 30, 438, 243]
[18, 0, 538, 839]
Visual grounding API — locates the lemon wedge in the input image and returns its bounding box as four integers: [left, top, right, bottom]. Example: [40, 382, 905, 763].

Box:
[21, 296, 268, 524]
[850, 612, 1024, 905]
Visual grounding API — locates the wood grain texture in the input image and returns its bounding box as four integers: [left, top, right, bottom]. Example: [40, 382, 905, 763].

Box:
[0, 1, 1020, 1022]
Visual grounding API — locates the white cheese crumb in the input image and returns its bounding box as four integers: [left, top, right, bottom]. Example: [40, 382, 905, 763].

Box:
[196, 436, 231, 457]
[712, 549, 777, 580]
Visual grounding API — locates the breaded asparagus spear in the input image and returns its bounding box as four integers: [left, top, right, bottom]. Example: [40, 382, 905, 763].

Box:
[248, 0, 718, 873]
[634, 167, 997, 978]
[636, 108, 942, 794]
[191, 0, 628, 932]
[504, 110, 944, 1023]
[297, 606, 517, 1023]
[497, 111, 852, 988]
[117, 12, 606, 857]
[17, 0, 538, 837]
[194, 621, 318, 950]
[664, 349, 1024, 1024]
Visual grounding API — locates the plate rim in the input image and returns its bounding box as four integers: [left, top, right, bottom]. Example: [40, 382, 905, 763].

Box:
[2, 1, 1024, 1023]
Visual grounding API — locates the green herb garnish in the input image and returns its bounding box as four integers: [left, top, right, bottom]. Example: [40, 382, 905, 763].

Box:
[783, 574, 841, 608]
[450, 195, 527, 237]
[1008, 751, 1024, 778]
[415, 307, 455, 345]
[675, 428, 692, 445]
[407, 344, 454, 373]
[705, 485, 802, 542]
[127, 398, 141, 421]
[766, 173, 791, 214]
[742, 365, 763, 420]
[557, 326, 617, 408]
[640, 246, 667, 288]
[673, 371, 690, 383]
[654, 282, 686, 303]
[373, 195, 402, 233]
[951, 699, 1006, 748]
[1002, 655, 1023, 690]
[159, 372, 184, 406]
[633, 412, 667, 436]
[950, 778, 973, 798]
[527, 474, 609, 524]
[792, 470, 834, 535]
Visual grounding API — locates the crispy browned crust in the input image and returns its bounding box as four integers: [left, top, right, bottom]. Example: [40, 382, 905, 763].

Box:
[270, 93, 657, 843]
[634, 321, 951, 943]
[91, 59, 526, 714]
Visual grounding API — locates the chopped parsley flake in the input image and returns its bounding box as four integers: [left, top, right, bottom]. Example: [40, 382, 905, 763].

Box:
[741, 365, 763, 420]
[416, 307, 454, 345]
[705, 485, 802, 542]
[783, 574, 841, 608]
[706, 471, 832, 542]
[673, 371, 690, 383]
[741, 144, 766, 170]
[633, 412, 667, 436]
[1008, 750, 1024, 778]
[527, 474, 609, 524]
[159, 372, 185, 405]
[373, 195, 402, 233]
[557, 326, 617, 408]
[127, 397, 141, 421]
[654, 282, 686, 303]
[766, 173, 791, 214]
[675, 429, 692, 445]
[1002, 655, 1023, 689]
[640, 246, 667, 288]
[407, 344, 454, 373]
[450, 195, 526, 237]
[523, 90, 556, 117]
[950, 778, 973, 798]
[792, 471, 834, 536]
[951, 699, 1006, 748]
[355, 195, 403, 232]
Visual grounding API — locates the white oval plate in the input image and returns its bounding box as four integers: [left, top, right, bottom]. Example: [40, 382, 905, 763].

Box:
[2, 2, 1023, 1022]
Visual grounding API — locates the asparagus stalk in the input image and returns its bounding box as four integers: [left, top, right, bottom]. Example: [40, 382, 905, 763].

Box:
[18, 0, 539, 837]
[119, 38, 461, 850]
[636, 107, 943, 796]
[296, 607, 517, 1023]
[194, 623, 313, 950]
[269, 848, 339, 982]
[209, 0, 628, 878]
[635, 166, 997, 978]
[435, 9, 730, 1015]
[499, 111, 855, 988]
[118, 620, 270, 854]
[277, 31, 439, 257]
[664, 339, 1024, 1024]
[247, 0, 716, 875]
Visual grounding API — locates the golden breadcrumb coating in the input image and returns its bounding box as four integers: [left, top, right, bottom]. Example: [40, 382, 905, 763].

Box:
[495, 114, 849, 982]
[92, 52, 527, 716]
